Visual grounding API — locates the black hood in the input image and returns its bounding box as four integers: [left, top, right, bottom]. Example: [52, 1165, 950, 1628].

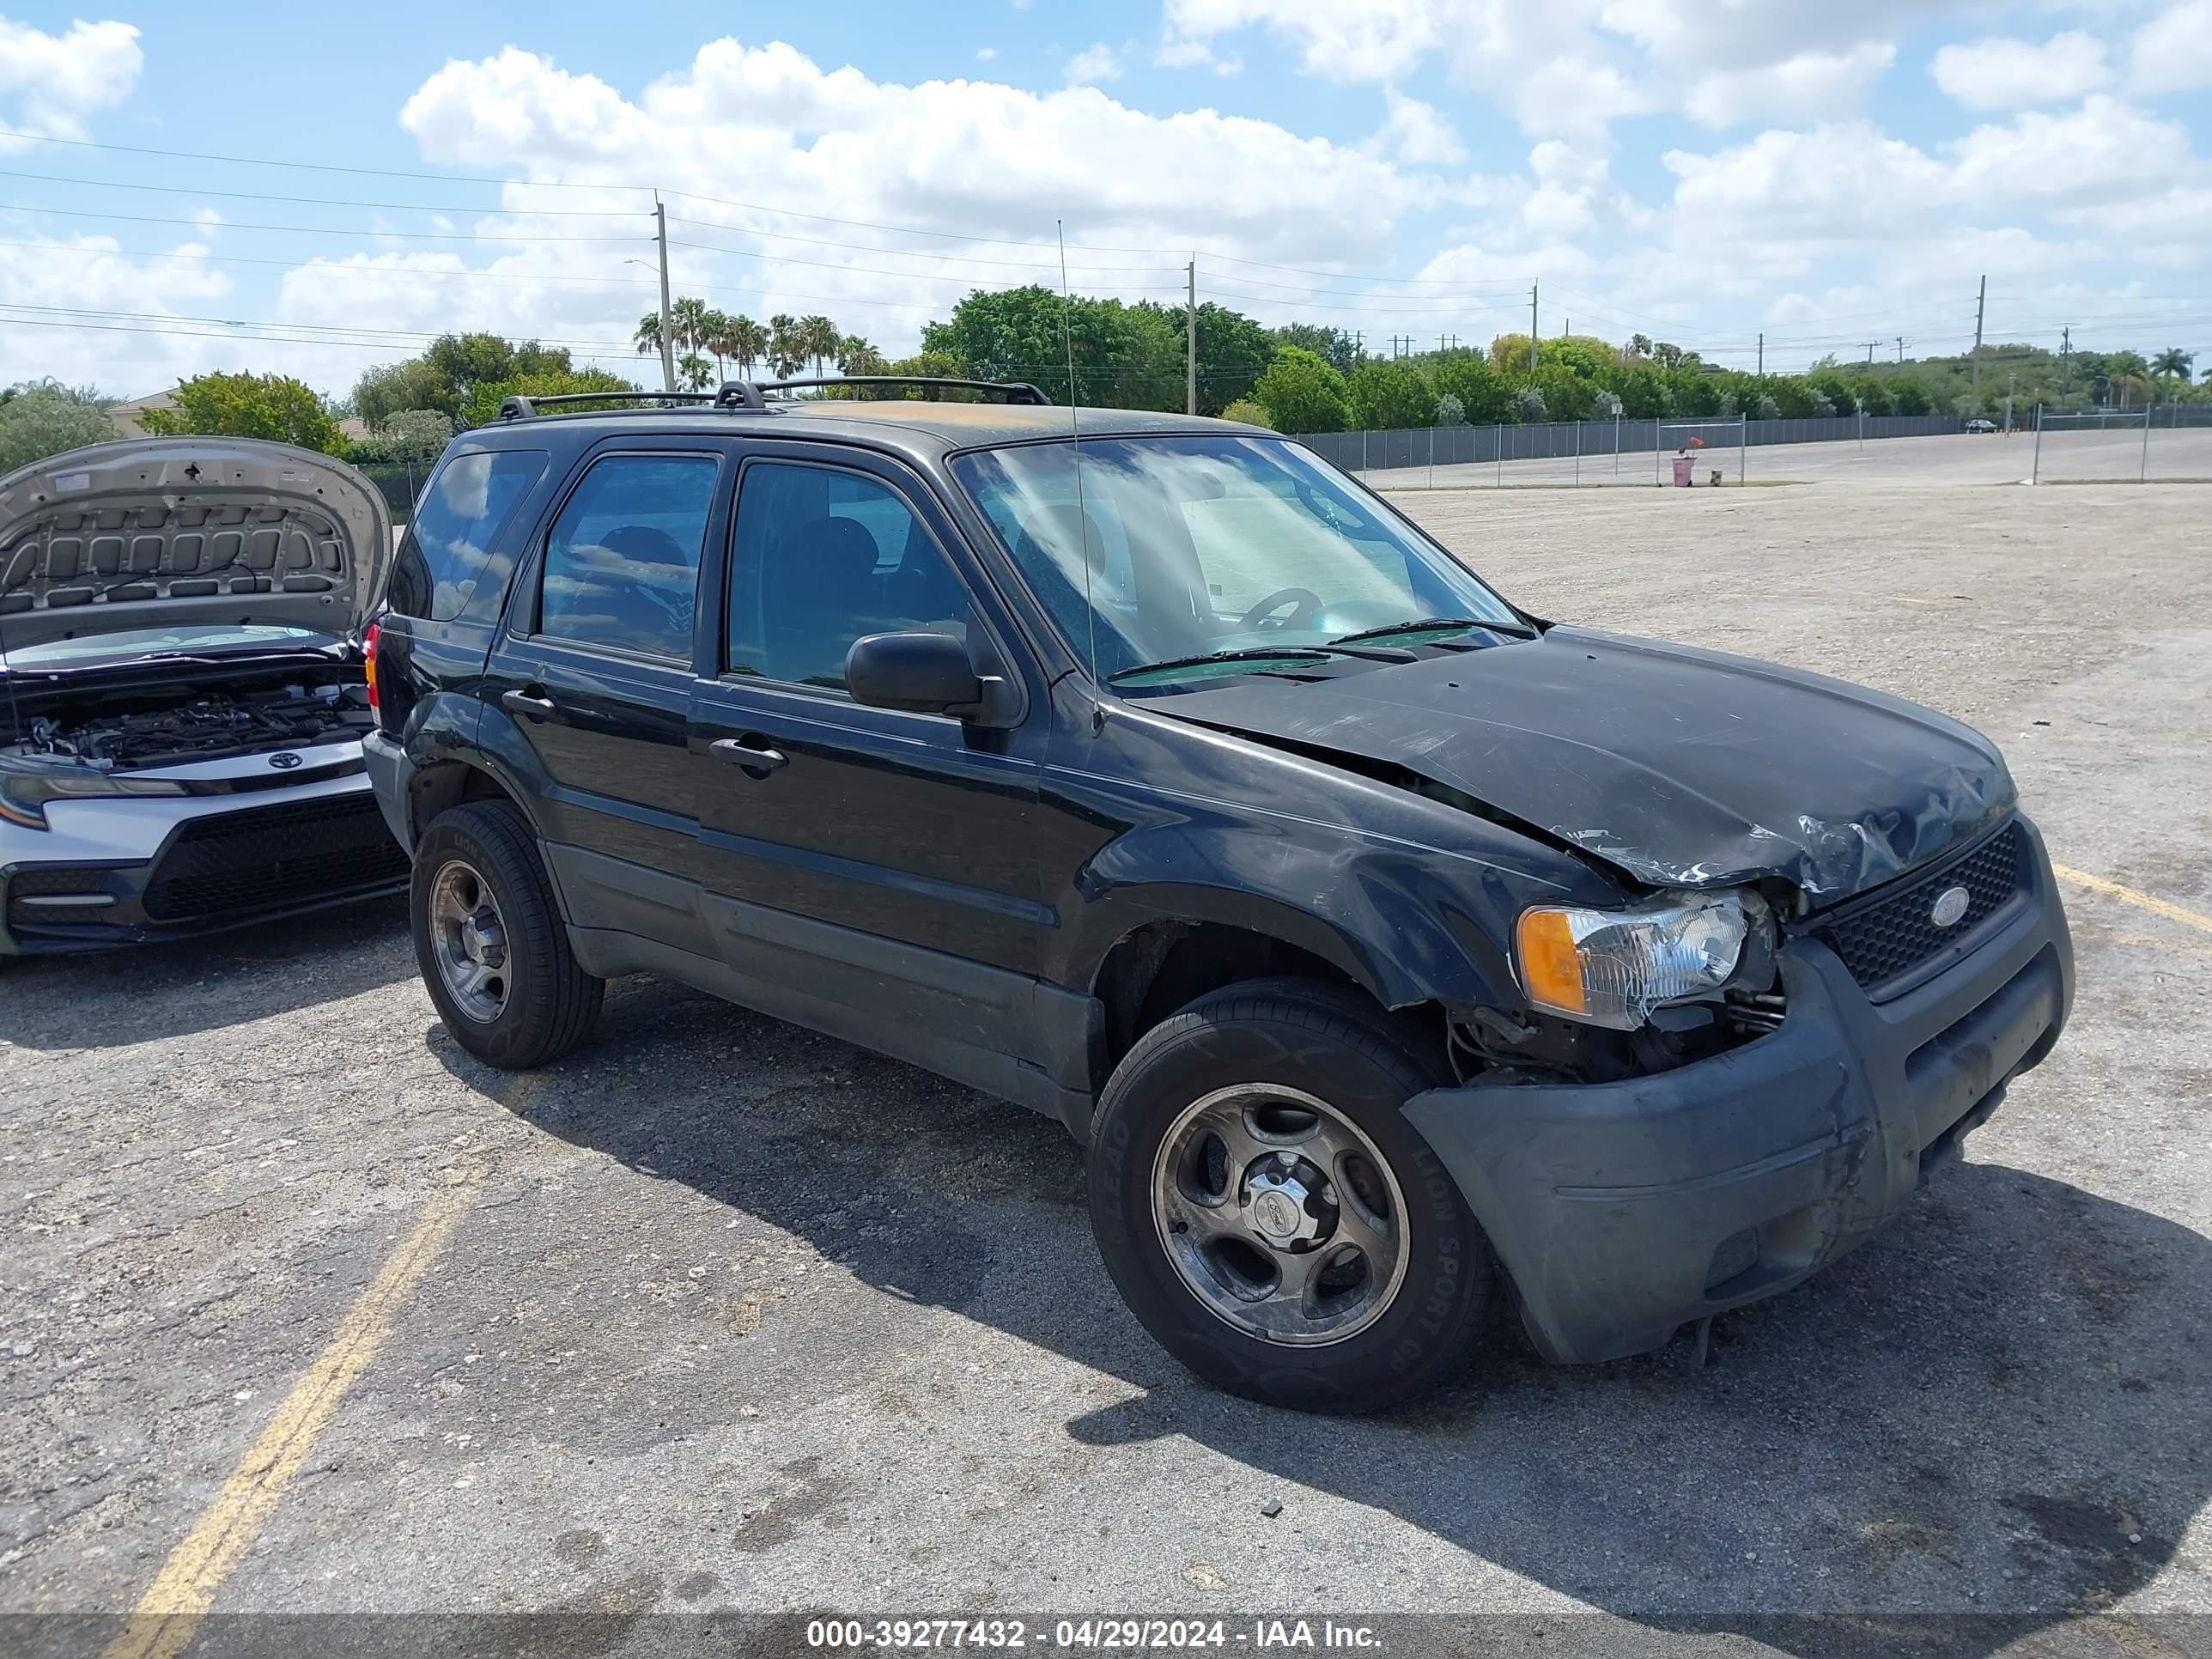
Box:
[1157, 625, 2015, 904]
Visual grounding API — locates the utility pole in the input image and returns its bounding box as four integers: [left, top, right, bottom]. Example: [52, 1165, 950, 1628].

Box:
[1185, 257, 1196, 416]
[2061, 325, 2070, 358]
[1971, 274, 1986, 406]
[653, 194, 677, 394]
[1897, 337, 1905, 363]
[1757, 332, 1763, 379]
[1529, 282, 1539, 373]
[1865, 342, 1879, 365]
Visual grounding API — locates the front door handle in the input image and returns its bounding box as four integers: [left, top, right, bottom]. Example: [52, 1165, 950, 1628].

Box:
[501, 689, 559, 720]
[710, 738, 788, 774]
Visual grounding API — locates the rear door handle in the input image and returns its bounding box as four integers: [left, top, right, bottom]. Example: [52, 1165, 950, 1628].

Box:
[501, 689, 559, 720]
[710, 738, 788, 774]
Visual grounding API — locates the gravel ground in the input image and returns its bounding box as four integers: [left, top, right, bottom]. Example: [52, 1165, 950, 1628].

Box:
[3, 480, 2208, 1657]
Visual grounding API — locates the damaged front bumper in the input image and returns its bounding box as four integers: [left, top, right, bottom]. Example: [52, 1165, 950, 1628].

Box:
[1404, 816, 2075, 1364]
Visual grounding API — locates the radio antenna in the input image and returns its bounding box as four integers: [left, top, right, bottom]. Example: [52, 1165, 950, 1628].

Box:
[1054, 219, 1098, 688]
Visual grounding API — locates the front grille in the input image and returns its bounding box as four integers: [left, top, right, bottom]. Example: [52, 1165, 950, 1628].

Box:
[143, 793, 408, 923]
[1814, 821, 2026, 994]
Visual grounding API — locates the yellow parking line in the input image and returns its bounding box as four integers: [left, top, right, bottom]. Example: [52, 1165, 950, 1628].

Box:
[102, 1072, 544, 1659]
[2051, 863, 2212, 937]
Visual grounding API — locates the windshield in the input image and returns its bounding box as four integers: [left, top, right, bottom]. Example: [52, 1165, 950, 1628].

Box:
[950, 434, 1520, 685]
[0, 623, 337, 671]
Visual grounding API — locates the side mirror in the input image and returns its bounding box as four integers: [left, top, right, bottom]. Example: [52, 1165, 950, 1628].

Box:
[846, 631, 986, 717]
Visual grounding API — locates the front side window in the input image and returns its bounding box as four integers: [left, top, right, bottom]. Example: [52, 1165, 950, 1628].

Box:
[384, 448, 547, 622]
[538, 454, 717, 660]
[951, 435, 1520, 684]
[726, 463, 970, 690]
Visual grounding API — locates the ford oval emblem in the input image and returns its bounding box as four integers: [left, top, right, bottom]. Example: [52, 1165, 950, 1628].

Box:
[1929, 884, 1970, 928]
[269, 751, 303, 770]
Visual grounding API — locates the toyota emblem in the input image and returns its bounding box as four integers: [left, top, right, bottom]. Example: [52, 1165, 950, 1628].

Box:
[269, 751, 304, 770]
[1929, 884, 1970, 928]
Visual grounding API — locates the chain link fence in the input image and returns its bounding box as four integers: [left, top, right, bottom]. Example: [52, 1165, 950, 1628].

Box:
[1297, 406, 2212, 488]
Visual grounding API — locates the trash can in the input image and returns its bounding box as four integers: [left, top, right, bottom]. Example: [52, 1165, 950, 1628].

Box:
[1671, 454, 1694, 487]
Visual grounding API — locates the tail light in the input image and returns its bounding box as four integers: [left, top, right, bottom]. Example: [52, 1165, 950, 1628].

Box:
[363, 619, 381, 715]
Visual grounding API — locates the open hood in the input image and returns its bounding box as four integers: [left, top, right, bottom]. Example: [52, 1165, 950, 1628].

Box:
[1157, 625, 2016, 905]
[0, 437, 392, 655]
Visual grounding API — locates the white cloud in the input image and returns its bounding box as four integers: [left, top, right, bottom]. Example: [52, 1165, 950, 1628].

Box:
[1064, 44, 1123, 84]
[2130, 0, 2212, 95]
[975, 46, 997, 63]
[1370, 89, 1465, 165]
[0, 234, 235, 397]
[1683, 42, 1897, 129]
[1158, 0, 1930, 135]
[0, 15, 143, 146]
[1930, 31, 2111, 111]
[1662, 96, 2191, 246]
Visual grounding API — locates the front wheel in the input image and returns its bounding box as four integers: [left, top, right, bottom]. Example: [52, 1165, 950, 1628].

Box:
[1086, 980, 1496, 1413]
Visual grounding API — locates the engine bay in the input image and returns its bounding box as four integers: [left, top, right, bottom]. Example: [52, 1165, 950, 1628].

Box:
[8, 674, 373, 770]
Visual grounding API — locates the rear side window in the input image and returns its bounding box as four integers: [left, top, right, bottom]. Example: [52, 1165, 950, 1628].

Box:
[384, 449, 547, 623]
[538, 454, 718, 661]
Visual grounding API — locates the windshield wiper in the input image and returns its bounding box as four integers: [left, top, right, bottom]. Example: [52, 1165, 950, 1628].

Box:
[1107, 647, 1338, 684]
[1328, 615, 1533, 646]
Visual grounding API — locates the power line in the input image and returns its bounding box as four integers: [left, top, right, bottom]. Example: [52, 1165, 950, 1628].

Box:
[0, 167, 647, 216]
[0, 200, 648, 243]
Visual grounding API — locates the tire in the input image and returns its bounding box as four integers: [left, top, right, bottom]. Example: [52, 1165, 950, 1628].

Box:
[410, 800, 603, 1069]
[1086, 977, 1496, 1413]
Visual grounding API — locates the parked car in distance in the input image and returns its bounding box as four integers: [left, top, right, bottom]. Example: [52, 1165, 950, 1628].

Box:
[365, 379, 2074, 1412]
[1965, 418, 1999, 433]
[1, 438, 406, 955]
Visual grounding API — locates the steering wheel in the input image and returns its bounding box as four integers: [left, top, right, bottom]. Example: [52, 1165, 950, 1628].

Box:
[1237, 586, 1324, 631]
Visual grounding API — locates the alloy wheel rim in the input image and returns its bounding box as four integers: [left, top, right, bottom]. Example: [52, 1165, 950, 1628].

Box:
[1150, 1084, 1410, 1347]
[428, 859, 510, 1023]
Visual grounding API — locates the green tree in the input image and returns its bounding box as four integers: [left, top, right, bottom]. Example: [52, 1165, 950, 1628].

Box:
[455, 368, 638, 429]
[347, 408, 452, 465]
[798, 315, 842, 379]
[1271, 323, 1362, 376]
[2152, 347, 2195, 386]
[836, 335, 890, 376]
[1130, 301, 1274, 415]
[0, 380, 118, 472]
[767, 314, 805, 379]
[1431, 354, 1513, 424]
[139, 372, 345, 454]
[1250, 347, 1352, 434]
[634, 311, 665, 362]
[923, 285, 1180, 409]
[677, 353, 714, 392]
[671, 297, 714, 359]
[356, 334, 578, 425]
[1220, 397, 1275, 429]
[1347, 359, 1436, 429]
[714, 313, 768, 379]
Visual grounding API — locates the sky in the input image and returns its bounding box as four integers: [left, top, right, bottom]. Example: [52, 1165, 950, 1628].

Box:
[1, 0, 2208, 402]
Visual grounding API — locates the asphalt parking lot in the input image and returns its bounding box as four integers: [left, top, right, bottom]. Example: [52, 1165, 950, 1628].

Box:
[4, 477, 2209, 1656]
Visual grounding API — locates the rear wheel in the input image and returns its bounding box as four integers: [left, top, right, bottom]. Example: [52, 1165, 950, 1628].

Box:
[1086, 979, 1496, 1413]
[411, 801, 602, 1069]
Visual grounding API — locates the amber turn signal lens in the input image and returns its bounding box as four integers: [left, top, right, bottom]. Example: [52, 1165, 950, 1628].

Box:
[1516, 908, 1588, 1017]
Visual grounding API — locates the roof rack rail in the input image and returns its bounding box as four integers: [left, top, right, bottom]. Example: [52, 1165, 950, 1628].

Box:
[752, 375, 1050, 405]
[496, 390, 722, 422]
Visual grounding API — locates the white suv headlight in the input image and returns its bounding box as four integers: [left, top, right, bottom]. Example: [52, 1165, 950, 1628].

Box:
[1514, 891, 1758, 1030]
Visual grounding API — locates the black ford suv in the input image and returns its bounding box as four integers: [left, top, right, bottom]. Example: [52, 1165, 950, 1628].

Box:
[364, 378, 2073, 1412]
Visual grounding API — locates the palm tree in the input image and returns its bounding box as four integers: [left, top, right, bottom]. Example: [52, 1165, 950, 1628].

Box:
[713, 313, 769, 380]
[670, 297, 713, 358]
[632, 312, 664, 358]
[767, 314, 804, 380]
[837, 334, 889, 376]
[2151, 347, 2195, 385]
[799, 314, 841, 378]
[677, 353, 714, 392]
[697, 308, 730, 379]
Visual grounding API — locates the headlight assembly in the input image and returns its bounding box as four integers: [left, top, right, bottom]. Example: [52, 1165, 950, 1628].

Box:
[1515, 891, 1766, 1030]
[0, 766, 187, 830]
